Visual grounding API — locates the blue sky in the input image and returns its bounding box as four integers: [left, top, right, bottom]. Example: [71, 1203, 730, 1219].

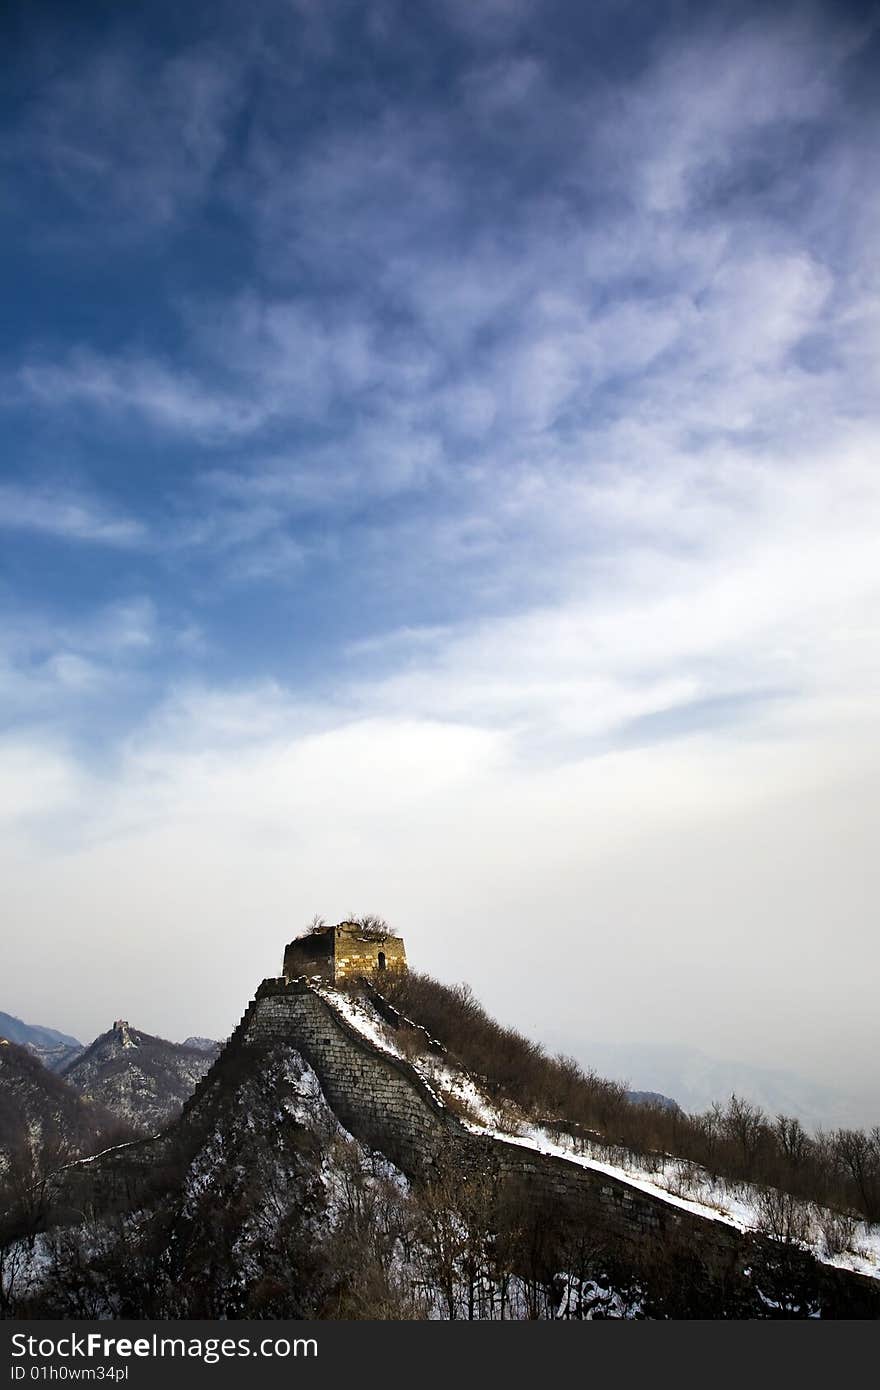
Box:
[2, 0, 879, 1119]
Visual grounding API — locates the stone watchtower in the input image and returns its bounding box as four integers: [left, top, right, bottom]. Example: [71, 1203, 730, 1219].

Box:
[282, 920, 407, 985]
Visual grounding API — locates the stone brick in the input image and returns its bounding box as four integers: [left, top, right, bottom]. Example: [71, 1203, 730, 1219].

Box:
[282, 921, 407, 984]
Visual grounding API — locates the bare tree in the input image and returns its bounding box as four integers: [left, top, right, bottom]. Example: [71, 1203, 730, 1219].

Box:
[833, 1127, 880, 1222]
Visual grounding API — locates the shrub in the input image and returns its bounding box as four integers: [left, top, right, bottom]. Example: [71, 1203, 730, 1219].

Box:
[377, 970, 880, 1228]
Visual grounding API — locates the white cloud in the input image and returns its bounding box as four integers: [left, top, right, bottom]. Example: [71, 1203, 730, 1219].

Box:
[0, 738, 88, 823]
[2, 679, 878, 1116]
[16, 352, 269, 440]
[0, 597, 174, 719]
[604, 13, 845, 215]
[18, 44, 244, 229]
[0, 482, 145, 546]
[3, 4, 880, 1120]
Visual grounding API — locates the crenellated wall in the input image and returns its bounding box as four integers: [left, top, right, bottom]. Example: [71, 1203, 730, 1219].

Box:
[223, 982, 740, 1259]
[333, 929, 407, 982]
[235, 979, 454, 1172]
[282, 924, 407, 984]
[49, 976, 880, 1317]
[200, 978, 878, 1316]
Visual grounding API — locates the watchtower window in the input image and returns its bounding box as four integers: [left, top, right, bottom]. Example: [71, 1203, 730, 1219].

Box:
[377, 951, 386, 971]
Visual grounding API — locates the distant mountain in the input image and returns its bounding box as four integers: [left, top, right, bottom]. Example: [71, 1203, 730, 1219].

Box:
[555, 1038, 878, 1131]
[61, 1020, 220, 1131]
[182, 1036, 220, 1052]
[0, 1039, 122, 1171]
[627, 1089, 680, 1112]
[0, 1010, 83, 1073]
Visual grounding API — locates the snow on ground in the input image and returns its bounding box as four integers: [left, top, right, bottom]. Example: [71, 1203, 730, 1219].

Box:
[478, 1120, 880, 1282]
[321, 985, 880, 1283]
[313, 984, 449, 1111]
[56, 1135, 156, 1170]
[314, 985, 407, 1060]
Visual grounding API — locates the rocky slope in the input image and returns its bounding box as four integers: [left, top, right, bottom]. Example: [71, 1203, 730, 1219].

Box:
[61, 1021, 220, 1132]
[0, 1040, 121, 1175]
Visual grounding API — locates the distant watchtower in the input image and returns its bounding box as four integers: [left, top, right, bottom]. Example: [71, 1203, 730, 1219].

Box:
[282, 920, 407, 984]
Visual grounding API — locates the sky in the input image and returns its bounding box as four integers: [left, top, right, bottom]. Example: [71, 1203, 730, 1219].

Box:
[2, 0, 879, 1123]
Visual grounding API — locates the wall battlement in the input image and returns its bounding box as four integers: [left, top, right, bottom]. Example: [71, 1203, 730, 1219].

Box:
[282, 921, 407, 985]
[178, 977, 880, 1314]
[47, 976, 880, 1317]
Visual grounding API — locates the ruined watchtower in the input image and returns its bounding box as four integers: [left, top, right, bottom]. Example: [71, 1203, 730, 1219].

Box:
[282, 920, 407, 985]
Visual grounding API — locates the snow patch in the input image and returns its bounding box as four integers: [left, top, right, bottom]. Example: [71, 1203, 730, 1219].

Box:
[315, 985, 880, 1283]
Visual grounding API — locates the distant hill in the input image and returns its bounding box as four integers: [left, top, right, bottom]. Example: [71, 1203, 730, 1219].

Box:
[0, 1010, 83, 1073]
[552, 1038, 878, 1131]
[0, 1039, 122, 1172]
[626, 1089, 680, 1112]
[61, 1020, 220, 1131]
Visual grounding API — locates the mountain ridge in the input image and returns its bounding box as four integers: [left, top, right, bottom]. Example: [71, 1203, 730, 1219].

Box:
[15, 974, 875, 1319]
[0, 1010, 83, 1073]
[61, 1020, 220, 1131]
[3, 970, 879, 1318]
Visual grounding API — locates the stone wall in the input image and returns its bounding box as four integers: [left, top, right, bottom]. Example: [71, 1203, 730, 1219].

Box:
[283, 932, 333, 982]
[333, 928, 407, 982]
[51, 976, 880, 1316]
[282, 924, 408, 984]
[236, 979, 454, 1172]
[220, 978, 879, 1314]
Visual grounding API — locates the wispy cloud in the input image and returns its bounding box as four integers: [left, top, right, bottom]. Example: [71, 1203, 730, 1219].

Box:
[0, 482, 146, 546]
[0, 597, 188, 724]
[16, 353, 269, 441]
[10, 42, 246, 232]
[3, 2, 880, 1099]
